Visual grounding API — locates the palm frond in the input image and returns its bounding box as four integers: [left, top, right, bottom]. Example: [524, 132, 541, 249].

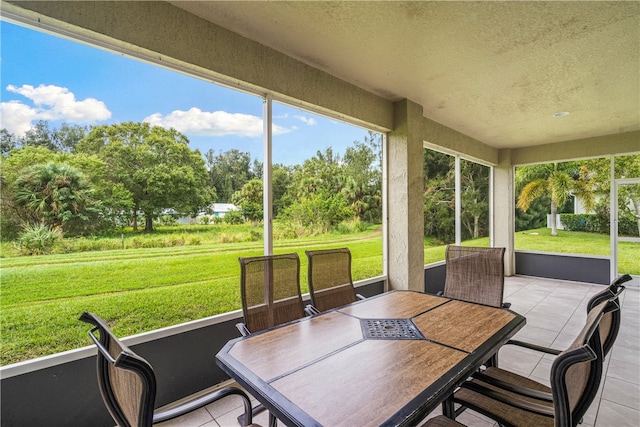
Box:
[515, 164, 554, 188]
[549, 171, 572, 208]
[516, 179, 547, 211]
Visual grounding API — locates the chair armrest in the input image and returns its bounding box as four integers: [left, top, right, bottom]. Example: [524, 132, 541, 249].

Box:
[236, 322, 250, 337]
[506, 339, 562, 355]
[472, 372, 553, 402]
[305, 304, 321, 315]
[356, 294, 366, 301]
[153, 387, 253, 426]
[458, 381, 554, 417]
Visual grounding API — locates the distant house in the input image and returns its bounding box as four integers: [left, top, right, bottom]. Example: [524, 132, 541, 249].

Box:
[207, 203, 238, 218]
[177, 203, 239, 224]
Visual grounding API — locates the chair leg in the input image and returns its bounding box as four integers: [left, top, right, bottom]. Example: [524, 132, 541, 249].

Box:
[238, 403, 265, 426]
[485, 352, 499, 368]
[442, 397, 455, 419]
[238, 403, 279, 426]
[269, 412, 278, 427]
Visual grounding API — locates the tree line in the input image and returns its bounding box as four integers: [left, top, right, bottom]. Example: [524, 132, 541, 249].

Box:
[514, 157, 640, 237]
[1, 121, 383, 243]
[2, 120, 637, 249]
[422, 149, 640, 242]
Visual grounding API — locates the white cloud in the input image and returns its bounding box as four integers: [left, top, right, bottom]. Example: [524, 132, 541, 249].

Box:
[294, 115, 317, 126]
[144, 107, 290, 137]
[1, 84, 111, 136]
[0, 100, 38, 136]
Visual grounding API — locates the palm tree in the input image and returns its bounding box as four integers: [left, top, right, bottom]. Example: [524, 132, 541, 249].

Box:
[14, 162, 94, 232]
[232, 179, 263, 227]
[516, 162, 595, 236]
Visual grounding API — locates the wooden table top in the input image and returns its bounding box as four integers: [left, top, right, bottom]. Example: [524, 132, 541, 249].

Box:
[216, 290, 525, 427]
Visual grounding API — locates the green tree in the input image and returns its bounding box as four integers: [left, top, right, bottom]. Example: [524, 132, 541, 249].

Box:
[1, 129, 19, 156]
[252, 159, 263, 180]
[78, 122, 214, 232]
[1, 146, 132, 237]
[20, 120, 57, 151]
[293, 147, 343, 193]
[423, 149, 455, 242]
[232, 179, 263, 226]
[460, 160, 489, 240]
[283, 187, 352, 234]
[283, 148, 353, 233]
[585, 155, 640, 236]
[617, 155, 640, 236]
[516, 162, 595, 236]
[2, 147, 61, 237]
[205, 149, 252, 202]
[515, 196, 550, 231]
[51, 123, 89, 152]
[272, 163, 293, 217]
[14, 162, 100, 234]
[342, 134, 382, 223]
[423, 174, 455, 243]
[2, 122, 88, 157]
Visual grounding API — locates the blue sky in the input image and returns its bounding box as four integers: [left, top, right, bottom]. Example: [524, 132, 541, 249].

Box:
[0, 20, 372, 165]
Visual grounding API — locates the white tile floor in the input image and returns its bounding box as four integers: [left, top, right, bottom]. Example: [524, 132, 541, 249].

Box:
[157, 276, 640, 427]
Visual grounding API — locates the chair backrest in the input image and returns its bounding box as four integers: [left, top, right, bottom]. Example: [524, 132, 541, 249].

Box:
[79, 312, 156, 427]
[551, 299, 614, 426]
[305, 247, 358, 312]
[586, 274, 629, 357]
[443, 245, 506, 308]
[238, 253, 305, 333]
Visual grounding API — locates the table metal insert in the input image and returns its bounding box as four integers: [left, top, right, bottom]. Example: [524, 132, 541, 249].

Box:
[361, 318, 426, 340]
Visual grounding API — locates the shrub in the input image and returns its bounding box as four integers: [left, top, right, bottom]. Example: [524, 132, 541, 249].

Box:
[273, 222, 300, 239]
[199, 215, 211, 225]
[187, 236, 202, 245]
[158, 215, 178, 226]
[224, 210, 244, 225]
[166, 235, 186, 247]
[619, 212, 639, 237]
[18, 224, 62, 255]
[559, 214, 599, 232]
[218, 233, 238, 243]
[561, 210, 639, 236]
[594, 203, 611, 234]
[335, 219, 368, 234]
[249, 229, 262, 241]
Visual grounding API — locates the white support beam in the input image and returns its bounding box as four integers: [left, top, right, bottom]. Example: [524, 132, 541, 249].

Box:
[263, 94, 273, 255]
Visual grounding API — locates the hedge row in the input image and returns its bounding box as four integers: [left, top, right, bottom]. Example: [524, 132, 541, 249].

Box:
[560, 213, 638, 236]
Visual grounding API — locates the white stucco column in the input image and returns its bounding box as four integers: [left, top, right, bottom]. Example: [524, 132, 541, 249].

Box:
[387, 99, 425, 291]
[494, 149, 515, 275]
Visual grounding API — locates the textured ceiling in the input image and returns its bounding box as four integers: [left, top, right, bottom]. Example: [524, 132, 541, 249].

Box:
[168, 1, 640, 149]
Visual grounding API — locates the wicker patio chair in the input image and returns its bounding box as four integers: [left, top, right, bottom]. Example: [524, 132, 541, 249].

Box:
[236, 253, 305, 336]
[446, 299, 612, 427]
[305, 247, 365, 313]
[586, 273, 630, 356]
[502, 274, 629, 363]
[443, 245, 508, 308]
[236, 253, 306, 427]
[79, 312, 254, 427]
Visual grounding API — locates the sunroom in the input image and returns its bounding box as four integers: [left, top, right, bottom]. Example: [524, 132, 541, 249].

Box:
[0, 2, 638, 426]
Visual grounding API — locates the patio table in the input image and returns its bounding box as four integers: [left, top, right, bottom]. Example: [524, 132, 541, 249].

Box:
[216, 290, 525, 427]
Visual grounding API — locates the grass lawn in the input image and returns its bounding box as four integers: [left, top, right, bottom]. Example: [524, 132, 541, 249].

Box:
[516, 227, 639, 274]
[1, 226, 637, 365]
[0, 229, 384, 365]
